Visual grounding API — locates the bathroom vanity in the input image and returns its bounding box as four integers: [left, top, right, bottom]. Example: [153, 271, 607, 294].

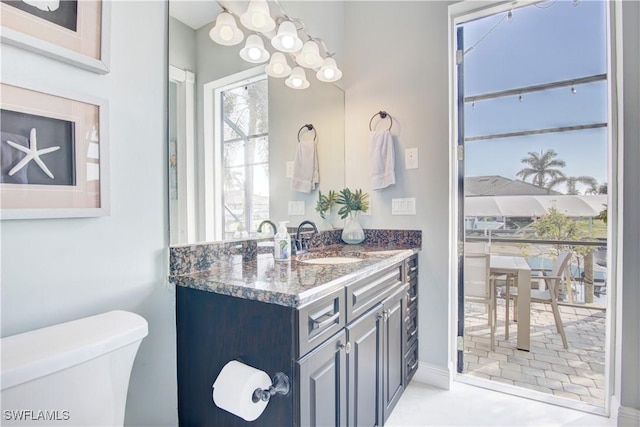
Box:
[172, 241, 419, 427]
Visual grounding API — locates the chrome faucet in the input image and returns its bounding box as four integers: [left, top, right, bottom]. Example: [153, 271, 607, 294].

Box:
[294, 221, 318, 254]
[257, 220, 277, 235]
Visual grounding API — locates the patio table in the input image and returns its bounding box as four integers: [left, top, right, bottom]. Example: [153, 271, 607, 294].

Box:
[490, 255, 531, 351]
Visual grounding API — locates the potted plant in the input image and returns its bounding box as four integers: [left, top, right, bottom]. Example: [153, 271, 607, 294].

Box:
[336, 188, 369, 244]
[315, 190, 338, 230]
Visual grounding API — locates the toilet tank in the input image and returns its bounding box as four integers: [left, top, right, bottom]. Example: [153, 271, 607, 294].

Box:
[1, 310, 148, 426]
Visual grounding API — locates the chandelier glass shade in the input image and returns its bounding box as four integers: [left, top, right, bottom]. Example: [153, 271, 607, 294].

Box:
[265, 52, 292, 78]
[316, 57, 342, 82]
[295, 40, 323, 69]
[209, 12, 244, 46]
[239, 34, 270, 63]
[271, 21, 303, 52]
[285, 67, 310, 89]
[240, 0, 276, 33]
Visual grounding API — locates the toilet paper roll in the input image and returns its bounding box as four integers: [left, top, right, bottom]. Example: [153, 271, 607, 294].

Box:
[212, 360, 272, 422]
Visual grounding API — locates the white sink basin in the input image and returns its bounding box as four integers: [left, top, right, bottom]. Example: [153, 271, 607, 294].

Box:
[300, 257, 363, 265]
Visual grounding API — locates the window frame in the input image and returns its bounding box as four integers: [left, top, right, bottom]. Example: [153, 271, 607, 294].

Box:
[203, 66, 267, 241]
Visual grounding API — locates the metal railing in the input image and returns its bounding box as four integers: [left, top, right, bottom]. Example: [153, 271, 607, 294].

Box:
[465, 236, 607, 307]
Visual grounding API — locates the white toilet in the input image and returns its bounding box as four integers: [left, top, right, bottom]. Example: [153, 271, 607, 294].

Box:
[1, 310, 148, 426]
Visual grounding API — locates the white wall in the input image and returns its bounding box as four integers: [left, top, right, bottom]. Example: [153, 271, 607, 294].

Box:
[0, 2, 176, 426]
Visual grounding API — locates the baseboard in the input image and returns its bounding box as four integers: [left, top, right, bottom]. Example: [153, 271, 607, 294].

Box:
[411, 362, 451, 390]
[618, 404, 640, 426]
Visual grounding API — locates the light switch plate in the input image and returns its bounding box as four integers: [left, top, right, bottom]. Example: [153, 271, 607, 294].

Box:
[391, 198, 416, 215]
[392, 199, 400, 215]
[288, 201, 305, 215]
[406, 198, 416, 215]
[405, 148, 418, 169]
[286, 161, 295, 179]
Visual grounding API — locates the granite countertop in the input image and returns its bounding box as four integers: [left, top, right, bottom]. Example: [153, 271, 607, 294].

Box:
[170, 244, 419, 308]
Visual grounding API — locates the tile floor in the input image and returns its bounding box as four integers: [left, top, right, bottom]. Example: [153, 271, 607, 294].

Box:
[385, 381, 614, 426]
[462, 299, 607, 406]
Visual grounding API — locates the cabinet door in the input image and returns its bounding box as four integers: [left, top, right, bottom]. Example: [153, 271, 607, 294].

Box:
[347, 305, 384, 427]
[297, 330, 347, 427]
[382, 285, 408, 422]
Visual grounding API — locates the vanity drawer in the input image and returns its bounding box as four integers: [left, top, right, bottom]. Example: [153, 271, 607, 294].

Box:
[297, 288, 345, 357]
[406, 276, 418, 309]
[405, 339, 419, 383]
[404, 255, 418, 282]
[346, 263, 403, 323]
[405, 305, 418, 347]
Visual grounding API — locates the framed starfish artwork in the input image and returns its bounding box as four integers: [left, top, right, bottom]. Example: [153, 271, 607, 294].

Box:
[0, 79, 109, 219]
[0, 0, 110, 74]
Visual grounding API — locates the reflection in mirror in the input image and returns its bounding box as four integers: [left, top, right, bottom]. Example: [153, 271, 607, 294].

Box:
[216, 73, 269, 241]
[169, 1, 345, 246]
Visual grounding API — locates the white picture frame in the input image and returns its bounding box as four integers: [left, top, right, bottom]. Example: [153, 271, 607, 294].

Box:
[0, 77, 110, 219]
[0, 0, 111, 74]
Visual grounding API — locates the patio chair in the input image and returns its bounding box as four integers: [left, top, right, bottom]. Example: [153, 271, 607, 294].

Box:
[464, 253, 496, 351]
[502, 251, 573, 349]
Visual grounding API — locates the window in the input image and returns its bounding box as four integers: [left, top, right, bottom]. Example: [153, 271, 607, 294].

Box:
[218, 75, 269, 240]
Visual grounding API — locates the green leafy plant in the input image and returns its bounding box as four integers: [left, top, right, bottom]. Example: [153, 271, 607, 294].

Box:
[597, 205, 607, 224]
[532, 207, 595, 257]
[315, 190, 338, 219]
[336, 188, 369, 219]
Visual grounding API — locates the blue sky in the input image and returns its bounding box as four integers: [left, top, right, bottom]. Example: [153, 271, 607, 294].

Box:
[461, 0, 608, 192]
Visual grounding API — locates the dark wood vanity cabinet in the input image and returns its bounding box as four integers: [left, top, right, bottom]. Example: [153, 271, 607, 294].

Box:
[297, 329, 348, 426]
[382, 285, 408, 422]
[176, 255, 418, 427]
[405, 254, 419, 383]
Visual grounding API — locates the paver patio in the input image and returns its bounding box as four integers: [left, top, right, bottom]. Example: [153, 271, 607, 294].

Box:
[463, 299, 606, 406]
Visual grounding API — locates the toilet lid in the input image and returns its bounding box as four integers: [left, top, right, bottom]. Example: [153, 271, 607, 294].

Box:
[1, 310, 148, 390]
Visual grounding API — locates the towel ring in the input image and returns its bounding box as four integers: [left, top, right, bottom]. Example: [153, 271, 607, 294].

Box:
[369, 111, 393, 131]
[297, 124, 317, 142]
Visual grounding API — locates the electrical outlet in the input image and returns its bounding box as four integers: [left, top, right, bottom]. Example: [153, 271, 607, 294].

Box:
[405, 148, 418, 169]
[286, 161, 295, 178]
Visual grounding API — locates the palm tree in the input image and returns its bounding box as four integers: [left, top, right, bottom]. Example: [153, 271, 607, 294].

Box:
[597, 182, 607, 194]
[585, 181, 607, 195]
[516, 149, 566, 188]
[585, 181, 600, 195]
[549, 175, 597, 195]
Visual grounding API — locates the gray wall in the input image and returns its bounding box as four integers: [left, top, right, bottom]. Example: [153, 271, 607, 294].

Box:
[0, 2, 176, 426]
[169, 16, 196, 72]
[344, 0, 454, 367]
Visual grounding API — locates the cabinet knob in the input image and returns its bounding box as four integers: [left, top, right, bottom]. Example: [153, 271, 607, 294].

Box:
[337, 341, 351, 354]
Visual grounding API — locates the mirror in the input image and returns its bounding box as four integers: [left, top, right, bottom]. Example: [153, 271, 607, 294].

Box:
[169, 1, 345, 245]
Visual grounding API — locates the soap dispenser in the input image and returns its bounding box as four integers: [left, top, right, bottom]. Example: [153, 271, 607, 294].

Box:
[274, 221, 291, 262]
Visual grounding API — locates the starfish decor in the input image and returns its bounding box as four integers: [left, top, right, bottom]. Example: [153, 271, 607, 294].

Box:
[5, 128, 61, 179]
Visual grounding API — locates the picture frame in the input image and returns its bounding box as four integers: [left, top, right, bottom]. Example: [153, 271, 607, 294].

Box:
[0, 0, 111, 74]
[0, 78, 110, 219]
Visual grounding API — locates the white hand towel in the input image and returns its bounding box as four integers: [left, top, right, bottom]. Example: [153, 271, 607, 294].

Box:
[369, 129, 395, 190]
[291, 139, 319, 193]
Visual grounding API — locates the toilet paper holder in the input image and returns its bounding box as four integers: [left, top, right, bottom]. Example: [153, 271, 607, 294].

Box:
[252, 372, 290, 403]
